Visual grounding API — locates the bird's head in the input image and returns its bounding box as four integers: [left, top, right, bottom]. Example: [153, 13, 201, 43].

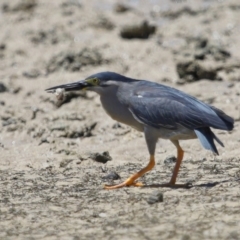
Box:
[45, 71, 135, 94]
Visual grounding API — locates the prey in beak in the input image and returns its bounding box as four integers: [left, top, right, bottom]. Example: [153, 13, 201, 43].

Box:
[45, 80, 91, 102]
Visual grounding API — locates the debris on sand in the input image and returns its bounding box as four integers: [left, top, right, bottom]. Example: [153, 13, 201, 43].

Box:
[120, 21, 156, 39]
[90, 151, 112, 164]
[0, 1, 240, 238]
[47, 48, 104, 73]
[147, 191, 164, 204]
[102, 171, 120, 181]
[0, 43, 6, 50]
[59, 159, 73, 168]
[2, 0, 37, 12]
[176, 59, 218, 83]
[164, 155, 177, 165]
[23, 68, 40, 79]
[0, 83, 8, 93]
[52, 122, 97, 139]
[114, 3, 131, 13]
[175, 37, 232, 83]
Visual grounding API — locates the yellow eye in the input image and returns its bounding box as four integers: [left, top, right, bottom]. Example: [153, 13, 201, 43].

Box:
[92, 78, 99, 85]
[86, 78, 100, 86]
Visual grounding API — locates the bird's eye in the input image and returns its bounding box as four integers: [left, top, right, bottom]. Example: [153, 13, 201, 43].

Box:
[92, 78, 99, 85]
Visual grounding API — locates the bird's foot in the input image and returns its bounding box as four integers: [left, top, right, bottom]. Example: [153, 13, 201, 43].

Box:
[104, 179, 144, 190]
[104, 155, 155, 190]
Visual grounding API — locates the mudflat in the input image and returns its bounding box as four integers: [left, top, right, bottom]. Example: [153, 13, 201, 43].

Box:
[0, 1, 239, 239]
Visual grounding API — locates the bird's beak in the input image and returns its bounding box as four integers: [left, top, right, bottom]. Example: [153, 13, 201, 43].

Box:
[45, 80, 90, 93]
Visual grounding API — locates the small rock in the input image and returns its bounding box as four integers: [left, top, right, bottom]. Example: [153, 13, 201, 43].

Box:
[102, 172, 120, 181]
[60, 159, 73, 168]
[120, 21, 156, 39]
[195, 37, 208, 49]
[176, 59, 218, 82]
[194, 50, 205, 60]
[0, 43, 6, 50]
[12, 86, 22, 94]
[0, 83, 8, 93]
[164, 155, 177, 164]
[38, 138, 49, 145]
[114, 3, 130, 13]
[147, 191, 163, 204]
[78, 153, 89, 161]
[90, 151, 112, 164]
[23, 69, 40, 79]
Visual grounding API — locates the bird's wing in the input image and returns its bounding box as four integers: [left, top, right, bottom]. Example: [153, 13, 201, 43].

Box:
[127, 83, 225, 130]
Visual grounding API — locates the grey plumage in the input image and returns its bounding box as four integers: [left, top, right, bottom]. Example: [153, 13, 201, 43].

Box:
[46, 71, 234, 154]
[46, 71, 234, 189]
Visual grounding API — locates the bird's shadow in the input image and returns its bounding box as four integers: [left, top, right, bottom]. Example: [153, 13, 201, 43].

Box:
[142, 178, 240, 189]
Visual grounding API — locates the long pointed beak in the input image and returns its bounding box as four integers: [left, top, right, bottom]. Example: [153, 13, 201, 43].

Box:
[45, 80, 90, 93]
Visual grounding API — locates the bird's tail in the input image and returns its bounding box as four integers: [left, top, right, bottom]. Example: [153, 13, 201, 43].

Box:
[210, 106, 234, 131]
[194, 127, 224, 155]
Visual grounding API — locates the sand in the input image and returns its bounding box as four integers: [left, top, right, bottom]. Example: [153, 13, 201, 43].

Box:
[0, 0, 240, 239]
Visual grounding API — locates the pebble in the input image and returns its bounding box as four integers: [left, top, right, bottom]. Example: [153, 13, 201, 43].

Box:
[147, 191, 163, 204]
[102, 172, 121, 181]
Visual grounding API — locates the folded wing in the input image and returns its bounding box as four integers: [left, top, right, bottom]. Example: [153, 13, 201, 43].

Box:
[127, 82, 234, 131]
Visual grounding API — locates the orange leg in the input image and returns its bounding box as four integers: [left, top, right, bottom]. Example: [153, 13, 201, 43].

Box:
[160, 142, 188, 188]
[169, 146, 184, 184]
[104, 155, 155, 190]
